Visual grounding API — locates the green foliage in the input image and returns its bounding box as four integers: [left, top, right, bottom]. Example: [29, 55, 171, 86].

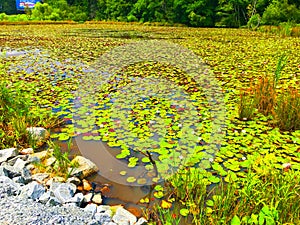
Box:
[156, 168, 300, 224]
[262, 0, 300, 25]
[1, 0, 300, 27]
[247, 14, 261, 29]
[239, 89, 256, 121]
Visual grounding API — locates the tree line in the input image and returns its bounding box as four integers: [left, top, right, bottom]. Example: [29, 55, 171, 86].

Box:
[1, 0, 300, 27]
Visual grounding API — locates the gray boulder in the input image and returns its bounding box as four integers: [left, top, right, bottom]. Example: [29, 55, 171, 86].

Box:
[21, 181, 45, 200]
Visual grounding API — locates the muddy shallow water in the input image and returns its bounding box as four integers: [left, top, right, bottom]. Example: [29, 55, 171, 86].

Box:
[58, 137, 155, 205]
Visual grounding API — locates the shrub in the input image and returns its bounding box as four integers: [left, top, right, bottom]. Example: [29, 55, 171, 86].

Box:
[247, 14, 261, 30]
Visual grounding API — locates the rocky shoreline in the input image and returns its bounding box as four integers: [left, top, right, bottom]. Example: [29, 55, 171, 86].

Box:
[0, 146, 147, 225]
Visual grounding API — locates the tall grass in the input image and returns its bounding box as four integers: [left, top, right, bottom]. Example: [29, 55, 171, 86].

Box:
[275, 88, 300, 131]
[151, 168, 300, 225]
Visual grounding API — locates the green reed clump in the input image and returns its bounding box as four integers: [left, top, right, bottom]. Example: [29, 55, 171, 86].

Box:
[33, 140, 78, 180]
[238, 88, 257, 120]
[253, 76, 277, 116]
[275, 88, 300, 131]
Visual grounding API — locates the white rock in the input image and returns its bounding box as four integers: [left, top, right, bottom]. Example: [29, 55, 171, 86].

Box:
[21, 181, 45, 200]
[20, 148, 34, 155]
[44, 156, 56, 166]
[0, 148, 18, 163]
[112, 207, 137, 225]
[92, 193, 103, 204]
[85, 203, 98, 215]
[0, 176, 20, 195]
[32, 173, 50, 183]
[39, 191, 51, 204]
[66, 192, 84, 206]
[13, 158, 27, 171]
[53, 182, 77, 204]
[134, 217, 148, 225]
[97, 205, 112, 214]
[84, 192, 93, 203]
[70, 156, 98, 179]
[66, 176, 81, 186]
[94, 212, 111, 224]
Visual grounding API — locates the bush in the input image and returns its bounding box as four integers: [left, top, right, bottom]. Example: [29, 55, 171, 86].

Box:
[247, 14, 261, 29]
[0, 13, 8, 21]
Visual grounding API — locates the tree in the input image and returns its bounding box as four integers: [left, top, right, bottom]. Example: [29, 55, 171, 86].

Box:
[262, 0, 300, 25]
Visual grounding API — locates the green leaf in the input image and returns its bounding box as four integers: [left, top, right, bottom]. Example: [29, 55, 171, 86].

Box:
[231, 215, 241, 225]
[180, 208, 189, 217]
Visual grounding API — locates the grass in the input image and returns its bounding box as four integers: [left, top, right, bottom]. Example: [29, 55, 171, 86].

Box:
[147, 167, 300, 225]
[275, 88, 300, 131]
[32, 139, 78, 180]
[239, 55, 299, 131]
[0, 79, 62, 149]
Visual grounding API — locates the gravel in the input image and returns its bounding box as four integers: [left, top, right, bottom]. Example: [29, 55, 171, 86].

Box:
[0, 191, 103, 225]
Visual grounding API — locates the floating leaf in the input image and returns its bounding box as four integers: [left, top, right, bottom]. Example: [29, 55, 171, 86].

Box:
[126, 177, 136, 183]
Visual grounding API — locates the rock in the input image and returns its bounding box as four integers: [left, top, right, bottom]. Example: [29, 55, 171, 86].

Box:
[112, 207, 137, 225]
[26, 127, 50, 147]
[92, 193, 103, 204]
[94, 212, 111, 224]
[97, 205, 112, 214]
[70, 156, 98, 179]
[66, 192, 84, 206]
[83, 179, 93, 191]
[28, 150, 49, 162]
[44, 156, 56, 166]
[20, 148, 34, 155]
[66, 176, 81, 186]
[0, 148, 18, 164]
[46, 196, 61, 206]
[2, 164, 21, 178]
[21, 167, 32, 184]
[52, 176, 65, 183]
[12, 176, 25, 184]
[32, 173, 50, 183]
[83, 193, 93, 203]
[85, 203, 98, 216]
[53, 182, 77, 203]
[127, 206, 143, 218]
[13, 158, 27, 171]
[134, 217, 148, 225]
[0, 166, 8, 177]
[39, 191, 51, 204]
[27, 156, 40, 164]
[0, 176, 20, 196]
[8, 155, 28, 166]
[49, 181, 61, 192]
[21, 181, 45, 200]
